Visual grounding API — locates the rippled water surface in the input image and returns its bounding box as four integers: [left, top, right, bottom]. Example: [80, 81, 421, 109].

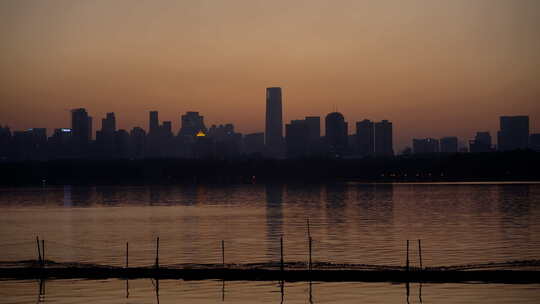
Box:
[1, 279, 540, 304]
[1, 182, 539, 302]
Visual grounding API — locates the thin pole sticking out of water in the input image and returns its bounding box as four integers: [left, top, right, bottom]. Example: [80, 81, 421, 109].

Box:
[406, 240, 409, 273]
[309, 237, 312, 271]
[418, 239, 423, 270]
[36, 236, 42, 266]
[41, 240, 45, 266]
[222, 240, 225, 267]
[307, 218, 312, 271]
[126, 242, 129, 268]
[280, 236, 284, 272]
[155, 237, 160, 269]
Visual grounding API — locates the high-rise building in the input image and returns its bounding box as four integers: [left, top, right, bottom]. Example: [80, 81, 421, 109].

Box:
[12, 128, 48, 160]
[305, 116, 320, 142]
[440, 136, 458, 153]
[114, 129, 130, 158]
[265, 87, 283, 156]
[305, 116, 321, 156]
[162, 121, 173, 137]
[101, 113, 116, 134]
[356, 119, 374, 157]
[130, 127, 146, 159]
[469, 132, 493, 153]
[48, 128, 72, 159]
[71, 108, 92, 148]
[149, 111, 159, 135]
[0, 125, 12, 160]
[179, 112, 207, 138]
[87, 116, 92, 141]
[325, 112, 348, 156]
[285, 119, 309, 158]
[96, 112, 116, 157]
[530, 134, 540, 152]
[375, 120, 393, 156]
[413, 138, 439, 154]
[497, 116, 529, 151]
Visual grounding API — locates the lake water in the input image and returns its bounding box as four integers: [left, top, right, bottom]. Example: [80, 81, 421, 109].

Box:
[1, 182, 540, 303]
[1, 279, 540, 304]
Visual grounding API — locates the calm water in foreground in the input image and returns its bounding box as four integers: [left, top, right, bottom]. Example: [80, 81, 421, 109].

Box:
[1, 279, 540, 304]
[1, 182, 539, 303]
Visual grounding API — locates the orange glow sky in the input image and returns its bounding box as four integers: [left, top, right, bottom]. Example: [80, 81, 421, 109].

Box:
[1, 0, 539, 150]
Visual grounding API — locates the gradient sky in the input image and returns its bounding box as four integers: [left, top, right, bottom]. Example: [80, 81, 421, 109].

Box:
[1, 0, 539, 150]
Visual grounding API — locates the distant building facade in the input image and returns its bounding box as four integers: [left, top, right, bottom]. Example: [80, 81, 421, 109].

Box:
[285, 119, 309, 158]
[179, 112, 207, 138]
[469, 132, 493, 153]
[208, 123, 242, 158]
[265, 87, 283, 157]
[149, 111, 159, 136]
[530, 133, 540, 152]
[356, 119, 374, 157]
[374, 120, 393, 156]
[244, 132, 265, 155]
[440, 136, 458, 153]
[497, 116, 529, 151]
[413, 138, 439, 154]
[325, 112, 348, 157]
[71, 108, 91, 144]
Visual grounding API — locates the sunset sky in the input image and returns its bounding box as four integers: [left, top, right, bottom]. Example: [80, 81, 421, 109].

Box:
[1, 0, 539, 150]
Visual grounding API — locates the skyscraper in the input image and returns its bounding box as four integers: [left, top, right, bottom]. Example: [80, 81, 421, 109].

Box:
[149, 111, 159, 135]
[265, 87, 283, 157]
[497, 116, 529, 151]
[374, 120, 393, 156]
[96, 112, 116, 157]
[356, 119, 374, 157]
[325, 112, 348, 156]
[71, 108, 91, 147]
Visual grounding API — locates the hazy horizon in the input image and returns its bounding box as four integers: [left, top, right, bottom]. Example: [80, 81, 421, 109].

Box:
[1, 0, 539, 151]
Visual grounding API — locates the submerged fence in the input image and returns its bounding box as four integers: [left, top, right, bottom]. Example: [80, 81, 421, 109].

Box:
[2, 235, 538, 274]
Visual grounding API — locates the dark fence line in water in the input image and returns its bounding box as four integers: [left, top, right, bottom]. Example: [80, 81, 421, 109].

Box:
[1, 264, 540, 283]
[1, 235, 539, 283]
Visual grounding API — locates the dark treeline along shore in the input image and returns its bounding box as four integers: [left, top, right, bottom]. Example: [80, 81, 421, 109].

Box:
[0, 151, 539, 186]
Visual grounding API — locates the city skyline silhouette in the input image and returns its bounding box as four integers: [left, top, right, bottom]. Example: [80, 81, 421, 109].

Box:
[1, 86, 538, 161]
[2, 1, 540, 151]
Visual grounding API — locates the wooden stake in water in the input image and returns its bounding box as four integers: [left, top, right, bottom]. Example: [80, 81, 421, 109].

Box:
[280, 236, 284, 272]
[221, 240, 225, 267]
[309, 236, 312, 271]
[36, 236, 42, 265]
[406, 240, 409, 272]
[155, 237, 160, 269]
[41, 240, 45, 266]
[418, 239, 423, 270]
[126, 242, 129, 268]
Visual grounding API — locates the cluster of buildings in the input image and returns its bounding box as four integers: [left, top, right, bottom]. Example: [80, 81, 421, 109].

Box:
[409, 116, 538, 154]
[0, 87, 538, 161]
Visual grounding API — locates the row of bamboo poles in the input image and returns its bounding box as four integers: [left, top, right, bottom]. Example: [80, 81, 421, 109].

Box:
[34, 218, 424, 272]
